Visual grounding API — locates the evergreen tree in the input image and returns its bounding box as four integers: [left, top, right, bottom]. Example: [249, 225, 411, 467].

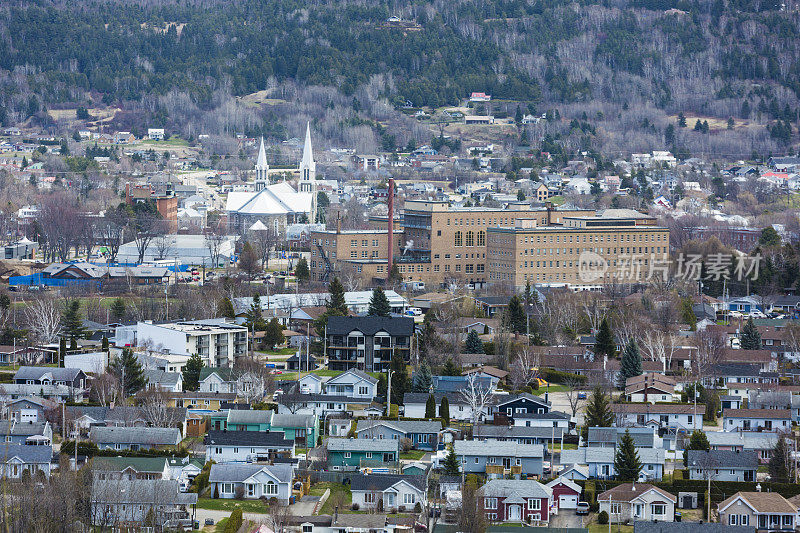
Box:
[506, 295, 526, 334]
[618, 340, 642, 387]
[390, 351, 409, 406]
[665, 123, 675, 145]
[442, 444, 460, 475]
[368, 287, 392, 317]
[62, 300, 86, 341]
[218, 297, 236, 319]
[101, 336, 109, 351]
[614, 429, 643, 481]
[440, 396, 450, 425]
[594, 317, 616, 358]
[583, 387, 614, 439]
[425, 394, 437, 418]
[464, 330, 484, 354]
[678, 112, 687, 127]
[58, 337, 67, 367]
[769, 435, 793, 483]
[110, 297, 126, 322]
[245, 294, 267, 332]
[295, 257, 310, 283]
[442, 358, 461, 376]
[413, 361, 433, 392]
[327, 277, 348, 315]
[264, 318, 285, 349]
[419, 318, 439, 360]
[680, 297, 697, 330]
[182, 353, 204, 391]
[682, 430, 710, 466]
[740, 317, 762, 350]
[110, 347, 147, 395]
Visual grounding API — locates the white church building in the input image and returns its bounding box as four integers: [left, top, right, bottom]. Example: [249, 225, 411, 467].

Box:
[225, 123, 318, 235]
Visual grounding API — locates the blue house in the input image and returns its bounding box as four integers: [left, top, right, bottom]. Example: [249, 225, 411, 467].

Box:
[355, 420, 442, 451]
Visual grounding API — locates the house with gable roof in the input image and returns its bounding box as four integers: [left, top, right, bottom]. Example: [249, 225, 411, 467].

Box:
[598, 483, 676, 523]
[323, 369, 379, 400]
[350, 473, 427, 512]
[209, 463, 294, 502]
[718, 491, 797, 530]
[355, 419, 442, 451]
[480, 478, 553, 524]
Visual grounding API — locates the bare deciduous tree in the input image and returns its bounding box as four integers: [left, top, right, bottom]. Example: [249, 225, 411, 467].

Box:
[24, 295, 61, 344]
[138, 387, 182, 429]
[564, 376, 586, 420]
[459, 371, 494, 429]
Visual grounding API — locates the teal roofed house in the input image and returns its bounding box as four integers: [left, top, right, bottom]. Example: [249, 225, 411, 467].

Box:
[327, 437, 399, 470]
[207, 409, 319, 448]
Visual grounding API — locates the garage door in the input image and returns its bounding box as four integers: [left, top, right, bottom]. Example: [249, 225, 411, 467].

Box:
[559, 495, 578, 509]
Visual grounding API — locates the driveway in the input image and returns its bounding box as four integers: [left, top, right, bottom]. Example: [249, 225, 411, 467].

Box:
[550, 509, 584, 529]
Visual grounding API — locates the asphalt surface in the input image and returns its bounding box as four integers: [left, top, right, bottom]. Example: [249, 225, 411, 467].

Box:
[551, 509, 585, 528]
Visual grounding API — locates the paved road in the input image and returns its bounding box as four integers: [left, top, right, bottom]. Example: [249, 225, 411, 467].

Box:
[193, 497, 318, 529]
[551, 509, 585, 529]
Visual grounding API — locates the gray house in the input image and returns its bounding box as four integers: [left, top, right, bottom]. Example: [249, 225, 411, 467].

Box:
[473, 424, 564, 445]
[0, 443, 52, 479]
[350, 473, 427, 512]
[687, 449, 757, 482]
[89, 426, 181, 451]
[13, 366, 87, 389]
[355, 420, 442, 451]
[586, 426, 660, 448]
[560, 447, 665, 481]
[207, 463, 293, 502]
[453, 440, 544, 477]
[91, 479, 196, 528]
[0, 420, 52, 445]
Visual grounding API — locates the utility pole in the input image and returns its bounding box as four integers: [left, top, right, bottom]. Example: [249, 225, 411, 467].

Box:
[387, 370, 393, 418]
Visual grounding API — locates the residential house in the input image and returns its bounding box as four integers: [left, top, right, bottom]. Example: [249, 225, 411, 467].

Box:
[705, 431, 777, 464]
[0, 383, 85, 403]
[325, 316, 414, 372]
[90, 479, 196, 528]
[625, 374, 678, 403]
[462, 366, 508, 389]
[586, 426, 661, 449]
[723, 409, 791, 432]
[612, 403, 704, 430]
[350, 474, 427, 512]
[323, 369, 379, 400]
[89, 426, 181, 451]
[0, 419, 52, 445]
[0, 444, 52, 479]
[276, 393, 373, 418]
[558, 464, 589, 480]
[480, 479, 553, 524]
[91, 456, 171, 481]
[5, 396, 57, 423]
[66, 405, 187, 436]
[167, 391, 236, 410]
[454, 440, 544, 478]
[355, 420, 442, 451]
[403, 392, 493, 421]
[687, 449, 757, 482]
[473, 424, 564, 446]
[491, 393, 551, 422]
[13, 366, 86, 389]
[718, 492, 797, 530]
[560, 447, 665, 481]
[634, 523, 755, 533]
[199, 367, 268, 396]
[207, 463, 293, 502]
[546, 476, 582, 511]
[225, 410, 272, 432]
[326, 437, 399, 470]
[511, 412, 571, 431]
[145, 369, 183, 392]
[270, 413, 319, 448]
[428, 375, 494, 393]
[598, 483, 676, 524]
[204, 430, 294, 463]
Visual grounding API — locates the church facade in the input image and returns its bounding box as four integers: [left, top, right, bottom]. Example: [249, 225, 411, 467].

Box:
[225, 123, 318, 235]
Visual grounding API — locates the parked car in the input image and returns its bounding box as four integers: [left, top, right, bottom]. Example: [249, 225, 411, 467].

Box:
[405, 307, 423, 317]
[577, 392, 587, 400]
[576, 502, 590, 515]
[205, 518, 215, 526]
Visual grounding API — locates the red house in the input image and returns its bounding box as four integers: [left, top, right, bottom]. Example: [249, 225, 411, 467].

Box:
[481, 479, 553, 524]
[546, 476, 582, 510]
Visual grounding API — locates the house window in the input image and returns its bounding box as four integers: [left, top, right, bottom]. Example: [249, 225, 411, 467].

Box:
[222, 483, 233, 494]
[611, 503, 621, 514]
[365, 493, 376, 504]
[528, 499, 541, 511]
[729, 515, 738, 526]
[366, 452, 373, 459]
[264, 482, 278, 495]
[740, 515, 749, 526]
[651, 504, 665, 516]
[358, 386, 368, 395]
[485, 498, 498, 510]
[303, 526, 313, 533]
[344, 452, 351, 458]
[404, 493, 415, 504]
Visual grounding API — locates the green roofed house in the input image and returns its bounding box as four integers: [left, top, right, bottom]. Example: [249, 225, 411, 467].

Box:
[208, 409, 319, 447]
[327, 437, 399, 470]
[270, 413, 319, 448]
[226, 409, 273, 432]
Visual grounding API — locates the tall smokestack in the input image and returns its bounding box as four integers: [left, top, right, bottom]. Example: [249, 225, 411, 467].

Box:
[387, 178, 394, 283]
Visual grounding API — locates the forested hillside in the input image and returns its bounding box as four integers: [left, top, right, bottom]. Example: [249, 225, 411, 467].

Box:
[2, 0, 799, 157]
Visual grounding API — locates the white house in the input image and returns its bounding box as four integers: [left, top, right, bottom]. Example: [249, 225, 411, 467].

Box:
[322, 369, 378, 400]
[598, 483, 676, 524]
[204, 430, 295, 463]
[350, 473, 427, 512]
[612, 403, 703, 430]
[722, 409, 791, 433]
[207, 463, 293, 502]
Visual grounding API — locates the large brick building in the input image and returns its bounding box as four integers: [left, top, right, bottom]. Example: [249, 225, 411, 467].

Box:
[310, 202, 669, 290]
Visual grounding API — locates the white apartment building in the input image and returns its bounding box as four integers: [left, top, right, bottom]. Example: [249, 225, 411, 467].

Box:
[115, 319, 248, 368]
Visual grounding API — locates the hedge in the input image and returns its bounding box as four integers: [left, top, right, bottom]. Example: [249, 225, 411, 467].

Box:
[60, 440, 189, 458]
[225, 509, 243, 533]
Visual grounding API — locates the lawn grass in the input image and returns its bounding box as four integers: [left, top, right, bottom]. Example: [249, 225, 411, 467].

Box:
[313, 482, 352, 515]
[400, 449, 426, 461]
[197, 498, 269, 514]
[213, 518, 228, 533]
[261, 347, 296, 357]
[531, 384, 569, 395]
[587, 524, 632, 533]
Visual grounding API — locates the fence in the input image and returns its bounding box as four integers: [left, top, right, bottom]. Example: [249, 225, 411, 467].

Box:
[9, 273, 100, 289]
